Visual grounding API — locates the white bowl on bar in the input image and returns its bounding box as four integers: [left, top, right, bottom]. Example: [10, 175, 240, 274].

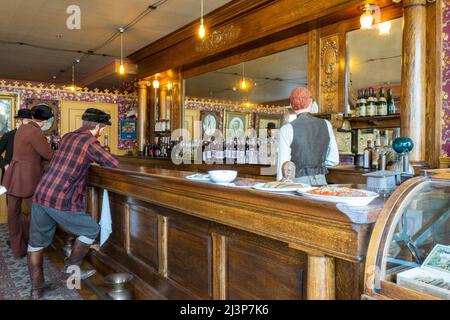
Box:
[208, 170, 238, 184]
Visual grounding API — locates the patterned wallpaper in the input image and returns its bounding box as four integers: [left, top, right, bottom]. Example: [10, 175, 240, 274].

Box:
[442, 0, 450, 157]
[0, 79, 138, 150]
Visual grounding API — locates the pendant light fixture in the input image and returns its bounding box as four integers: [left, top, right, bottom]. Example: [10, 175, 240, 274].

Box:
[239, 63, 248, 91]
[359, 4, 391, 35]
[359, 4, 375, 30]
[64, 62, 81, 92]
[118, 27, 125, 75]
[198, 0, 206, 39]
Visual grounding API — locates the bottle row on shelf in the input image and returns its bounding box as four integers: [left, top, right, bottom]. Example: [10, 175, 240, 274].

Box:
[142, 137, 279, 165]
[356, 87, 397, 117]
[362, 130, 397, 170]
[142, 136, 172, 158]
[155, 119, 171, 132]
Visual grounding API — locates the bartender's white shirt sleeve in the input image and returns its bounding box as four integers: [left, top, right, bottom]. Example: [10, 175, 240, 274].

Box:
[277, 123, 293, 181]
[325, 120, 340, 167]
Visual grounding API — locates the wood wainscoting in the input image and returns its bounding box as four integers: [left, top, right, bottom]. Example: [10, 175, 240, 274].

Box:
[66, 164, 380, 300]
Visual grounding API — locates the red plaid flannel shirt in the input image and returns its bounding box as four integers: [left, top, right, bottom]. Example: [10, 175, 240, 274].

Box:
[33, 128, 119, 212]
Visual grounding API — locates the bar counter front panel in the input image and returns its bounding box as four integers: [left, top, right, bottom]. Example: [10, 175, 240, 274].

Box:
[77, 164, 379, 300]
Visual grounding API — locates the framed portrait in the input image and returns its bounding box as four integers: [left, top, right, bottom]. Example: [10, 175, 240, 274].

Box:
[25, 99, 60, 136]
[255, 114, 283, 138]
[120, 120, 137, 140]
[0, 92, 18, 138]
[200, 110, 221, 138]
[224, 111, 251, 140]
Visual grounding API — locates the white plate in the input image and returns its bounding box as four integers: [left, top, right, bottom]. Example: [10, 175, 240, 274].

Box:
[296, 187, 379, 207]
[252, 182, 310, 193]
[186, 174, 211, 182]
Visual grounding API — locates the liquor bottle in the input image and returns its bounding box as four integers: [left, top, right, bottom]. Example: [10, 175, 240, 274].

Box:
[387, 88, 397, 115]
[232, 138, 238, 164]
[103, 134, 111, 152]
[363, 140, 373, 170]
[372, 131, 381, 170]
[366, 88, 377, 116]
[377, 88, 388, 116]
[245, 137, 250, 164]
[359, 89, 367, 117]
[225, 139, 231, 162]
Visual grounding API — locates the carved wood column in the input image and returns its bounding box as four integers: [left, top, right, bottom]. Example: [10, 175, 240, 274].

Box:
[401, 0, 427, 164]
[307, 254, 335, 300]
[137, 81, 148, 152]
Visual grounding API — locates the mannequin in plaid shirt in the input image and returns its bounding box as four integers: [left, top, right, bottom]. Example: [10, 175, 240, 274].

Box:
[27, 108, 119, 299]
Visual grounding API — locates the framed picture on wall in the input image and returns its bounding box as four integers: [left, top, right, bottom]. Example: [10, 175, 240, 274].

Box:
[224, 111, 251, 140]
[120, 120, 137, 140]
[0, 92, 18, 138]
[255, 114, 283, 138]
[200, 110, 221, 138]
[25, 99, 59, 136]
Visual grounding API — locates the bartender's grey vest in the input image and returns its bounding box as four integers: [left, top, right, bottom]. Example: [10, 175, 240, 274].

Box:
[290, 113, 330, 177]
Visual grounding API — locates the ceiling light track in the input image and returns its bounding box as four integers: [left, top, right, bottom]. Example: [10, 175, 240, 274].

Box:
[47, 0, 169, 82]
[0, 39, 114, 58]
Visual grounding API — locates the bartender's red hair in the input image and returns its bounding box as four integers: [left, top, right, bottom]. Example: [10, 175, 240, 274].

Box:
[290, 87, 313, 111]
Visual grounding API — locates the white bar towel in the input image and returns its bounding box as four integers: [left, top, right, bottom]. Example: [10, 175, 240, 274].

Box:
[99, 189, 112, 246]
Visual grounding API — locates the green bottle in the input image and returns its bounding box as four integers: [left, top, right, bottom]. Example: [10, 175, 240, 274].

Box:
[387, 88, 396, 115]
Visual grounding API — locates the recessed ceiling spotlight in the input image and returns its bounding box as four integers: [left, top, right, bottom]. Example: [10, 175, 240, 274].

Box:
[52, 75, 57, 79]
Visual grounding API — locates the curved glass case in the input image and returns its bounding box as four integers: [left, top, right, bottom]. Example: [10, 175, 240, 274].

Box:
[364, 170, 450, 300]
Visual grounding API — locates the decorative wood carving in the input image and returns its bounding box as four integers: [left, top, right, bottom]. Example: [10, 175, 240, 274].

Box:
[319, 35, 340, 113]
[196, 24, 241, 53]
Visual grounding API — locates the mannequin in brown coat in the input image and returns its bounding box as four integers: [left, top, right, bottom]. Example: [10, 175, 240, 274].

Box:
[3, 104, 54, 258]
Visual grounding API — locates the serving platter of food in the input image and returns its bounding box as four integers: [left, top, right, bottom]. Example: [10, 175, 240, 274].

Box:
[296, 186, 379, 206]
[252, 181, 310, 193]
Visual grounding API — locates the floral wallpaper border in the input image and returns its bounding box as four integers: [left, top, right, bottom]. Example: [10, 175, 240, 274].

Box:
[0, 79, 138, 150]
[442, 0, 450, 157]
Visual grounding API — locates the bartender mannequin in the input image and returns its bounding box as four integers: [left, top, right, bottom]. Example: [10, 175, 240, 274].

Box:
[277, 87, 339, 185]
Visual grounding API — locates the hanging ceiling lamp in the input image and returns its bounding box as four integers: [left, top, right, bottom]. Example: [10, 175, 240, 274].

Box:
[118, 27, 125, 75]
[239, 63, 249, 91]
[64, 62, 81, 92]
[198, 0, 206, 39]
[359, 4, 392, 35]
[360, 4, 375, 30]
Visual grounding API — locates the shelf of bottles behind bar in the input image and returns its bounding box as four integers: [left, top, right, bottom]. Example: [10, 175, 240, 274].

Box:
[356, 87, 397, 117]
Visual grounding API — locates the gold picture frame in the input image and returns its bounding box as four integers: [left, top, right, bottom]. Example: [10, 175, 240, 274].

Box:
[255, 113, 283, 138]
[224, 110, 251, 140]
[0, 92, 19, 138]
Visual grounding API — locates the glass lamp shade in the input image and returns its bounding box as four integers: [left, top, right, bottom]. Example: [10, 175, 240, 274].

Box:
[360, 11, 374, 29]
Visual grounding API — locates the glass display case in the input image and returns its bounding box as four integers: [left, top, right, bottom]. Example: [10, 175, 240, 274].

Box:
[364, 170, 450, 300]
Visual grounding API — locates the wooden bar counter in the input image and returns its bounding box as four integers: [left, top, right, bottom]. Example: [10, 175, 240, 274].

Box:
[78, 164, 383, 300]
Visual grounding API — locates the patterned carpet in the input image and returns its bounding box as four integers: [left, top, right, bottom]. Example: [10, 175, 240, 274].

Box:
[0, 224, 82, 300]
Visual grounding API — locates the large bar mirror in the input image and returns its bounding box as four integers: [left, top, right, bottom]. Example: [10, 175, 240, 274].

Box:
[345, 17, 403, 161]
[346, 17, 403, 115]
[183, 44, 308, 141]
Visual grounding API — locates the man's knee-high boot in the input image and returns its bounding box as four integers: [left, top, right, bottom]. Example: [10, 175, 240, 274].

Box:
[61, 239, 96, 282]
[27, 250, 46, 300]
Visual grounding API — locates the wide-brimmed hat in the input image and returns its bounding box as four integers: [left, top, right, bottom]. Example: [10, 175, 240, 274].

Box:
[14, 109, 32, 119]
[31, 103, 54, 120]
[266, 122, 276, 130]
[81, 108, 112, 125]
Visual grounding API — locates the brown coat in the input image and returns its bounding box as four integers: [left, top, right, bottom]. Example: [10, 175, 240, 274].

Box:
[3, 121, 53, 197]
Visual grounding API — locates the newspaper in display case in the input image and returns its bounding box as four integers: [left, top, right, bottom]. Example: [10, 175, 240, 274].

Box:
[397, 244, 450, 299]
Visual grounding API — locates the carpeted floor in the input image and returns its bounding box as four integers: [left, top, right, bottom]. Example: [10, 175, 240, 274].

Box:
[0, 224, 82, 300]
